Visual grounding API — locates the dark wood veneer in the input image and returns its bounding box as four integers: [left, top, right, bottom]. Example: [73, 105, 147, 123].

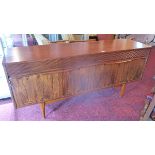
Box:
[3, 39, 152, 118]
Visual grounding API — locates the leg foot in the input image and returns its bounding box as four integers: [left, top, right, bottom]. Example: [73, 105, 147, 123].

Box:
[120, 83, 126, 97]
[40, 102, 46, 119]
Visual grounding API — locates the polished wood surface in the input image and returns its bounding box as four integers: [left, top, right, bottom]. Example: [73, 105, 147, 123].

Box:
[3, 39, 151, 118]
[10, 58, 146, 107]
[4, 48, 150, 78]
[4, 39, 150, 63]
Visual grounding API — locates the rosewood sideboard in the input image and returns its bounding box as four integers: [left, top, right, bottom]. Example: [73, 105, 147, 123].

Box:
[2, 39, 152, 118]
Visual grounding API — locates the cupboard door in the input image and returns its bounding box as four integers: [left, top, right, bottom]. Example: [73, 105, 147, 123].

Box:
[11, 72, 64, 108]
[10, 58, 146, 108]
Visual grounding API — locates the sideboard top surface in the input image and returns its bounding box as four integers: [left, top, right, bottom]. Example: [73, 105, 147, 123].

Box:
[3, 39, 151, 64]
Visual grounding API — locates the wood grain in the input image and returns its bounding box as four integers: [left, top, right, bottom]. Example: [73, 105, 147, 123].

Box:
[4, 48, 150, 77]
[2, 39, 151, 117]
[3, 39, 150, 64]
[10, 58, 147, 108]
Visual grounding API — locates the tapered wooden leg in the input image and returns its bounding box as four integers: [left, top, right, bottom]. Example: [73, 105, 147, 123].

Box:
[120, 83, 126, 97]
[40, 102, 46, 118]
